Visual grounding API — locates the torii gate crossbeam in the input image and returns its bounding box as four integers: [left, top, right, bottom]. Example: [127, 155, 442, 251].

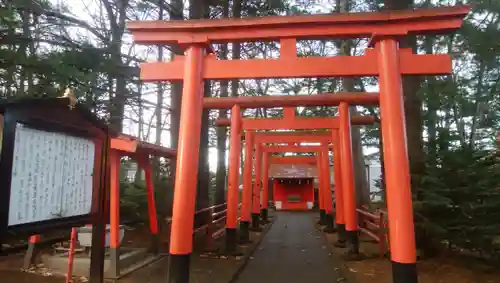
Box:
[216, 115, 376, 130]
[204, 92, 379, 109]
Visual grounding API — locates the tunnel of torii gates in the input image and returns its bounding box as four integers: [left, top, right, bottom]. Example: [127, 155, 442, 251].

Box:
[128, 5, 469, 283]
[215, 106, 377, 250]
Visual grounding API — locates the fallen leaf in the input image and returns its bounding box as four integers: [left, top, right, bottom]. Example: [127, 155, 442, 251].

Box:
[364, 273, 375, 277]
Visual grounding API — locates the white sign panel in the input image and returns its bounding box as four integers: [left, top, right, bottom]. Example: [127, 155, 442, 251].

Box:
[8, 123, 95, 227]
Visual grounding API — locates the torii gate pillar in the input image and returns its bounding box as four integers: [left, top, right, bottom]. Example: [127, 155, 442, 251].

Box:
[261, 152, 270, 223]
[339, 102, 359, 256]
[225, 104, 242, 253]
[167, 46, 205, 283]
[376, 37, 418, 283]
[240, 130, 254, 243]
[251, 144, 263, 231]
[332, 130, 346, 247]
[319, 146, 335, 233]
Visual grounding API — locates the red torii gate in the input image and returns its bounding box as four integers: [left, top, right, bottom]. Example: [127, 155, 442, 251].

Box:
[128, 5, 469, 283]
[253, 132, 331, 224]
[222, 106, 371, 247]
[226, 107, 373, 251]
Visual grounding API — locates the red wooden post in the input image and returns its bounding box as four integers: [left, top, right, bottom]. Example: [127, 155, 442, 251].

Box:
[317, 152, 326, 225]
[109, 151, 121, 277]
[65, 228, 77, 283]
[339, 102, 359, 255]
[141, 156, 160, 253]
[226, 104, 241, 253]
[321, 147, 335, 233]
[332, 130, 346, 247]
[240, 130, 254, 243]
[23, 235, 41, 269]
[251, 144, 262, 231]
[167, 45, 205, 283]
[376, 37, 418, 283]
[261, 152, 270, 223]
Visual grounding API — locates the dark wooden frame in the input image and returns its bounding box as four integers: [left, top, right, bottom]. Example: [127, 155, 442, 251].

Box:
[0, 97, 111, 283]
[0, 113, 106, 234]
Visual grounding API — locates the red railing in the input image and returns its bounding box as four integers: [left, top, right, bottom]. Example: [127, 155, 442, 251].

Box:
[356, 205, 389, 257]
[193, 202, 242, 250]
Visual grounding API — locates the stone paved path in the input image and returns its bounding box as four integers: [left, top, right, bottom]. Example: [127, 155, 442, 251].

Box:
[234, 211, 343, 283]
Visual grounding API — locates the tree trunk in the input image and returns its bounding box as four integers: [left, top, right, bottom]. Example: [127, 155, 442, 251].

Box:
[155, 3, 164, 148]
[231, 0, 242, 100]
[424, 35, 438, 164]
[102, 0, 128, 132]
[190, 0, 211, 227]
[383, 0, 424, 198]
[337, 0, 370, 207]
[135, 82, 144, 183]
[215, 0, 230, 208]
[19, 8, 33, 95]
[168, 0, 184, 176]
[231, 0, 243, 206]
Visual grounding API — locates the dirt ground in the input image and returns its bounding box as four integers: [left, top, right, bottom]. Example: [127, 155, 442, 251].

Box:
[324, 231, 500, 283]
[0, 215, 274, 283]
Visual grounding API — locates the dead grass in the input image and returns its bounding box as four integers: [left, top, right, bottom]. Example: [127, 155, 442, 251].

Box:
[325, 232, 500, 283]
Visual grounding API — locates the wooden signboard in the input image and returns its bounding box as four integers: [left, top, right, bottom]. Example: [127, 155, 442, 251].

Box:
[0, 97, 110, 237]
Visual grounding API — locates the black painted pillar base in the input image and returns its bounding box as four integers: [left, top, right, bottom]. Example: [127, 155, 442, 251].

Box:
[23, 242, 38, 269]
[167, 254, 190, 283]
[392, 261, 418, 283]
[149, 234, 160, 254]
[239, 221, 251, 244]
[317, 209, 327, 225]
[250, 213, 262, 232]
[323, 214, 336, 234]
[108, 247, 120, 278]
[333, 224, 347, 248]
[345, 230, 361, 259]
[225, 228, 238, 255]
[260, 208, 269, 223]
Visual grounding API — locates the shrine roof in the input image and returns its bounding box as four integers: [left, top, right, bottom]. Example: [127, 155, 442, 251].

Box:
[0, 97, 113, 134]
[111, 133, 177, 159]
[269, 164, 318, 178]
